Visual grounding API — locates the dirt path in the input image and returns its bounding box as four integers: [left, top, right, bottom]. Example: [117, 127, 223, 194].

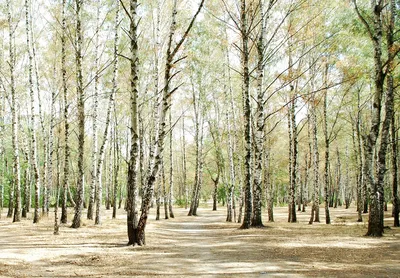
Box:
[0, 205, 399, 277]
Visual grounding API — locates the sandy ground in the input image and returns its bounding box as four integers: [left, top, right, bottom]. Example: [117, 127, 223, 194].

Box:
[0, 204, 399, 277]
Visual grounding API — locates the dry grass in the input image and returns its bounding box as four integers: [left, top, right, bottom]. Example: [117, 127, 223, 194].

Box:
[0, 204, 399, 277]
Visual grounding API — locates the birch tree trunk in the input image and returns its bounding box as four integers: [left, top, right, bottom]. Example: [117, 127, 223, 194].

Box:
[371, 0, 396, 236]
[25, 0, 41, 224]
[106, 139, 112, 210]
[168, 109, 174, 218]
[42, 61, 56, 218]
[323, 62, 330, 224]
[133, 0, 204, 245]
[251, 0, 266, 227]
[288, 92, 298, 223]
[125, 0, 140, 244]
[61, 0, 70, 225]
[353, 0, 394, 237]
[355, 90, 364, 222]
[188, 77, 203, 217]
[111, 3, 120, 220]
[163, 159, 168, 219]
[87, 0, 101, 221]
[71, 0, 85, 228]
[0, 86, 4, 219]
[54, 138, 61, 235]
[264, 146, 274, 222]
[22, 142, 30, 218]
[225, 103, 234, 221]
[45, 61, 56, 220]
[95, 93, 115, 225]
[335, 148, 341, 209]
[32, 37, 49, 218]
[312, 99, 320, 223]
[112, 118, 119, 219]
[239, 0, 252, 230]
[222, 22, 236, 222]
[182, 115, 188, 209]
[209, 90, 223, 212]
[155, 170, 161, 220]
[388, 0, 398, 228]
[8, 0, 21, 223]
[309, 89, 320, 224]
[344, 146, 351, 209]
[94, 31, 118, 224]
[392, 114, 399, 227]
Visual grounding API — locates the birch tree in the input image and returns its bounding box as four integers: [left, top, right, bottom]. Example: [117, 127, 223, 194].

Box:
[238, 0, 252, 230]
[25, 0, 41, 224]
[353, 0, 398, 236]
[71, 0, 85, 229]
[124, 0, 140, 244]
[251, 0, 267, 227]
[131, 0, 205, 245]
[61, 0, 70, 225]
[7, 0, 21, 223]
[87, 0, 101, 221]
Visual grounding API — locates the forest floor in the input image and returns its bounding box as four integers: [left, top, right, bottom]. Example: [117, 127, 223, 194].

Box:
[0, 204, 399, 278]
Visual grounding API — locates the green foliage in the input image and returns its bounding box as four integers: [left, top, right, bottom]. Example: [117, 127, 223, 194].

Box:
[217, 185, 226, 205]
[174, 198, 187, 208]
